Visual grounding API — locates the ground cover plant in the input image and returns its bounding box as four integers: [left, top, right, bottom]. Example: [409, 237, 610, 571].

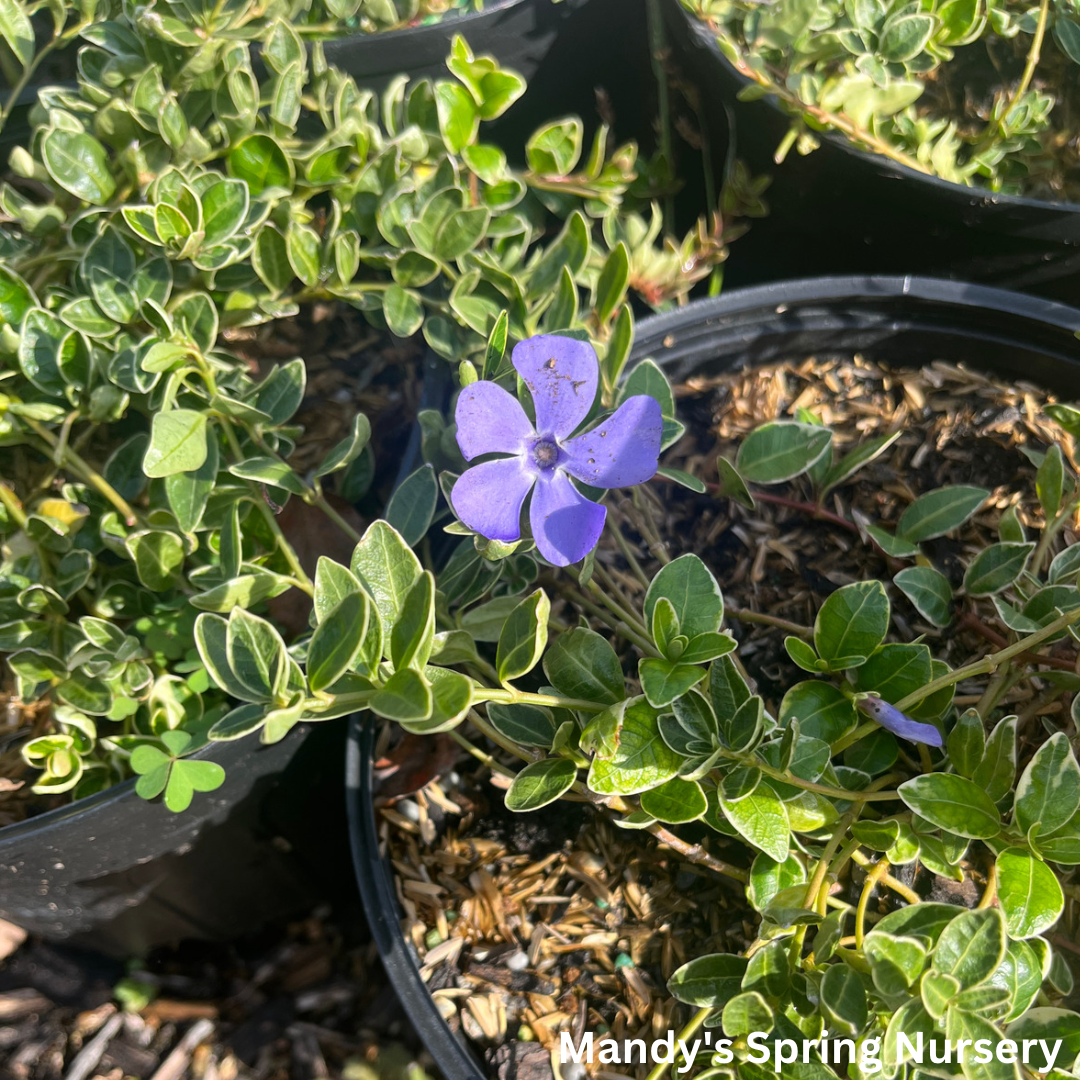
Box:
[0, 0, 741, 811]
[277, 334, 1080, 1076]
[681, 0, 1080, 201]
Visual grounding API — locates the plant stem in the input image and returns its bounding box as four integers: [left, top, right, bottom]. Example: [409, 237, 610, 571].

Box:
[0, 484, 28, 530]
[482, 688, 608, 713]
[855, 857, 890, 948]
[1030, 496, 1078, 578]
[959, 609, 1077, 671]
[894, 605, 1080, 712]
[1003, 0, 1050, 122]
[978, 857, 998, 910]
[644, 1006, 710, 1080]
[589, 567, 652, 637]
[26, 419, 140, 525]
[560, 584, 658, 655]
[1, 20, 90, 129]
[726, 605, 813, 638]
[850, 849, 920, 906]
[751, 490, 860, 534]
[646, 824, 749, 884]
[312, 492, 362, 542]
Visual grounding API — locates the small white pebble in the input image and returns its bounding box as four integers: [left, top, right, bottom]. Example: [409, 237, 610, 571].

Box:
[504, 950, 529, 971]
[396, 799, 420, 822]
[447, 771, 461, 787]
[561, 1063, 586, 1080]
[333, 388, 352, 403]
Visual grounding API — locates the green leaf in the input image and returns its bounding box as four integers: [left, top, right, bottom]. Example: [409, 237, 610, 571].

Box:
[948, 708, 986, 779]
[879, 12, 935, 60]
[383, 284, 424, 338]
[526, 118, 583, 174]
[164, 758, 225, 813]
[253, 226, 294, 293]
[1014, 731, 1080, 836]
[720, 782, 789, 861]
[990, 939, 1043, 1022]
[813, 580, 889, 670]
[893, 565, 953, 627]
[435, 207, 489, 262]
[385, 465, 438, 546]
[865, 934, 929, 995]
[314, 558, 363, 624]
[820, 431, 902, 496]
[41, 129, 116, 205]
[779, 681, 856, 743]
[308, 591, 369, 693]
[638, 657, 706, 708]
[934, 908, 1007, 988]
[0, 0, 33, 65]
[587, 697, 680, 796]
[946, 1007, 1016, 1080]
[1037, 443, 1065, 520]
[435, 81, 478, 154]
[165, 436, 219, 533]
[195, 613, 261, 703]
[898, 773, 1001, 838]
[972, 714, 1018, 804]
[643, 554, 724, 640]
[496, 590, 549, 683]
[666, 954, 748, 1007]
[721, 991, 774, 1038]
[853, 642, 932, 702]
[390, 571, 435, 672]
[350, 521, 422, 631]
[226, 608, 288, 702]
[143, 410, 208, 478]
[487, 702, 558, 748]
[820, 963, 867, 1036]
[315, 413, 371, 477]
[125, 529, 184, 591]
[208, 703, 267, 742]
[995, 847, 1064, 939]
[898, 486, 989, 542]
[18, 307, 67, 395]
[964, 542, 1035, 597]
[543, 627, 623, 706]
[286, 222, 322, 287]
[0, 265, 36, 327]
[228, 457, 306, 496]
[370, 667, 432, 722]
[200, 178, 249, 247]
[735, 421, 832, 484]
[784, 635, 822, 673]
[227, 133, 293, 195]
[746, 852, 805, 912]
[595, 242, 629, 325]
[639, 776, 707, 823]
[504, 758, 577, 811]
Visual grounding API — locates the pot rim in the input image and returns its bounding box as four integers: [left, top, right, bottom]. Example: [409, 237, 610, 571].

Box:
[671, 2, 1080, 218]
[348, 274, 1080, 1080]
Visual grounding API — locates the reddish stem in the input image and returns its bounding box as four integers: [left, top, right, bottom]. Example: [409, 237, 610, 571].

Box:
[959, 609, 1078, 672]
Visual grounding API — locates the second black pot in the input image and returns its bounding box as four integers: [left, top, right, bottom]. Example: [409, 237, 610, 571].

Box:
[662, 2, 1080, 302]
[348, 276, 1080, 1079]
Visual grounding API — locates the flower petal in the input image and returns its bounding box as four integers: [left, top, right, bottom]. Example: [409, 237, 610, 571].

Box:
[529, 470, 606, 567]
[452, 457, 534, 542]
[561, 394, 663, 489]
[857, 696, 943, 747]
[512, 335, 598, 439]
[455, 380, 534, 461]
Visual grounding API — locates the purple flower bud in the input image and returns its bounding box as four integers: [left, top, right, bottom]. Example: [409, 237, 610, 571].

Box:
[451, 335, 663, 567]
[856, 695, 943, 747]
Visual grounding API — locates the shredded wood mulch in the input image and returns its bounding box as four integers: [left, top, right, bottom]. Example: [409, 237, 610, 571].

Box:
[0, 909, 439, 1080]
[376, 353, 1080, 1080]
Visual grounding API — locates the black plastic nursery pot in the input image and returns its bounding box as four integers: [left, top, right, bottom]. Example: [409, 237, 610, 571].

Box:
[323, 0, 589, 92]
[346, 275, 1080, 1080]
[0, 718, 349, 958]
[661, 2, 1080, 302]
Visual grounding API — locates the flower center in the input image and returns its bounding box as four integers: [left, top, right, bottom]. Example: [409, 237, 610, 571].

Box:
[532, 438, 560, 471]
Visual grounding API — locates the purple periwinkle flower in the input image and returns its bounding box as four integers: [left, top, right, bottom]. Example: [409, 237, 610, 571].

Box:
[857, 695, 943, 748]
[451, 335, 663, 567]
